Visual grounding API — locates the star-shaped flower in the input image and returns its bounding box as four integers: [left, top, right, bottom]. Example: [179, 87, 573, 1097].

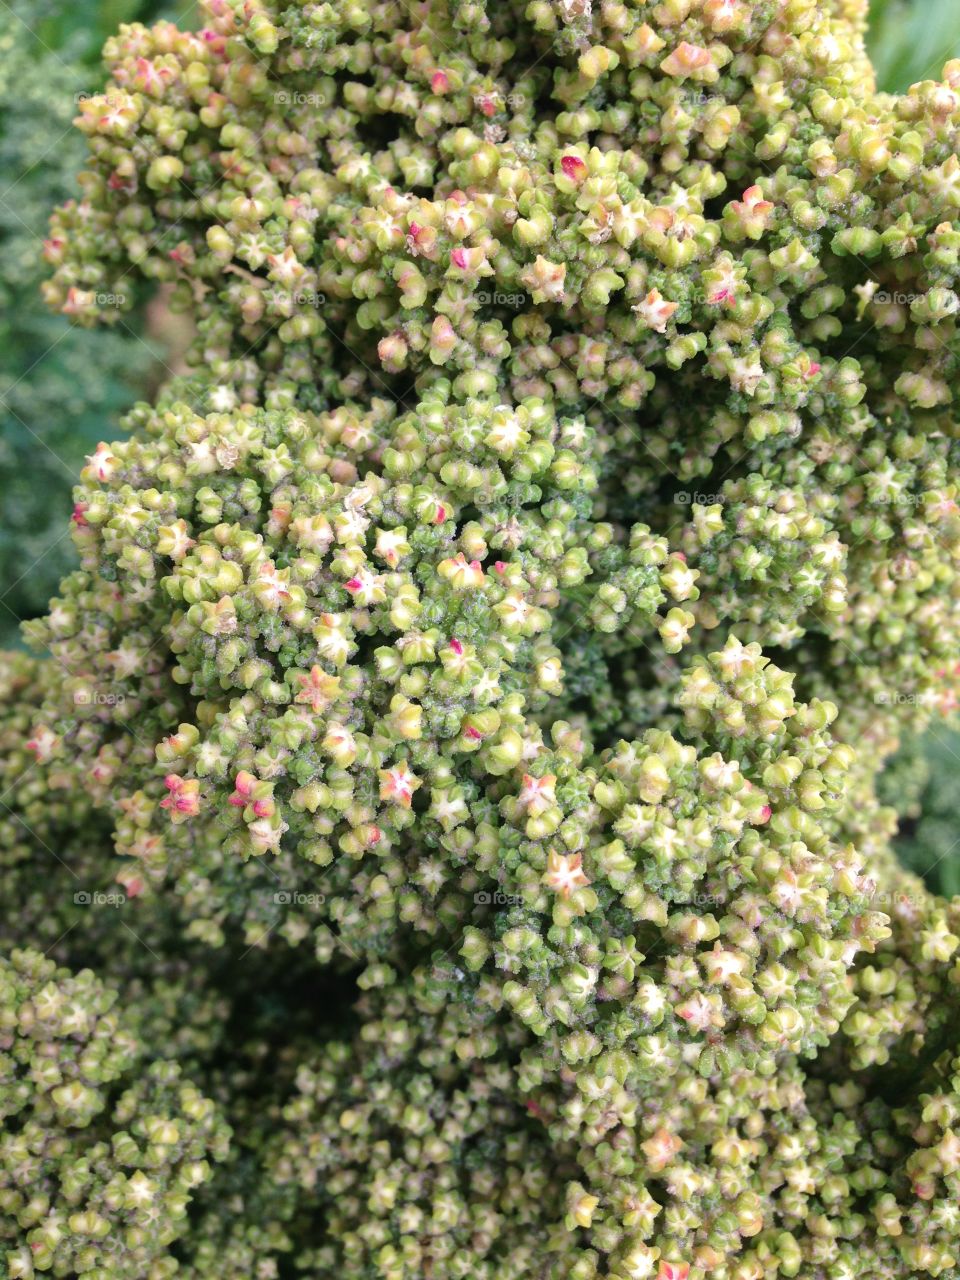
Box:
[542, 849, 590, 898]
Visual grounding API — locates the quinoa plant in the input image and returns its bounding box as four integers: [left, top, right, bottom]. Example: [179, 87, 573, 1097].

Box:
[5, 0, 960, 1275]
[0, 0, 165, 643]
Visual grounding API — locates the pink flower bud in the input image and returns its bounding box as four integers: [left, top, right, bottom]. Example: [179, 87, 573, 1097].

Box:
[560, 155, 587, 182]
[119, 874, 145, 898]
[660, 42, 712, 78]
[658, 1263, 690, 1280]
[200, 28, 227, 54]
[229, 771, 256, 806]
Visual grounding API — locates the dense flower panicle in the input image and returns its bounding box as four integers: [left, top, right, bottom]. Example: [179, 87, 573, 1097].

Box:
[22, 388, 696, 964]
[0, 949, 230, 1280]
[5, 0, 960, 1274]
[262, 966, 579, 1280]
[38, 0, 960, 708]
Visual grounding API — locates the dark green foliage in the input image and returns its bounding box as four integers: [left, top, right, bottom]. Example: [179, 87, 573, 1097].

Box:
[867, 0, 960, 92]
[0, 0, 162, 644]
[882, 723, 960, 896]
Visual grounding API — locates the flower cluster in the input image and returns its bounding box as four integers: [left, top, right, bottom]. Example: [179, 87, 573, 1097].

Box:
[4, 0, 960, 1274]
[0, 948, 229, 1279]
[22, 386, 696, 967]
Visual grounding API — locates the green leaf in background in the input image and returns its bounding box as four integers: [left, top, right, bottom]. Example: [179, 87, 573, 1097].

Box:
[880, 725, 960, 896]
[31, 0, 195, 60]
[0, 0, 171, 647]
[863, 0, 960, 893]
[867, 0, 960, 91]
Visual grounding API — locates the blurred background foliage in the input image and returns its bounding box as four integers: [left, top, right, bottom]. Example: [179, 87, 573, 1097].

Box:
[0, 0, 194, 645]
[867, 0, 960, 93]
[0, 0, 959, 882]
[879, 726, 960, 897]
[866, 0, 960, 897]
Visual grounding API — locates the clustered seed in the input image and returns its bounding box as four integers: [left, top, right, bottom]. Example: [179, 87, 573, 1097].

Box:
[4, 0, 960, 1276]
